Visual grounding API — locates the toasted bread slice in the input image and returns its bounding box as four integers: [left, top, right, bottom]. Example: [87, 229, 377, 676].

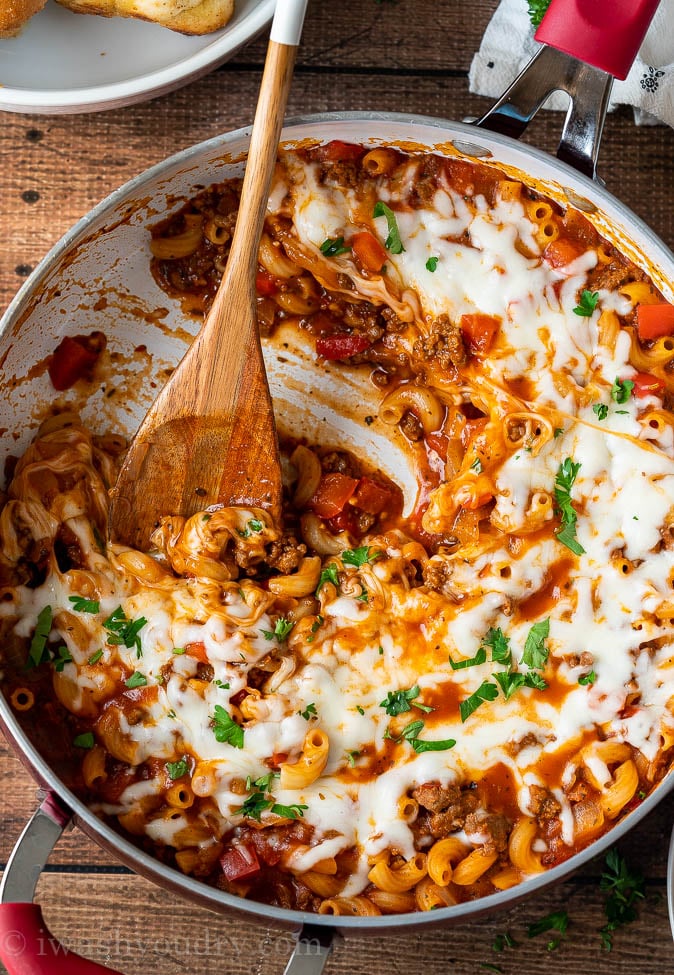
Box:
[55, 0, 234, 34]
[0, 0, 48, 37]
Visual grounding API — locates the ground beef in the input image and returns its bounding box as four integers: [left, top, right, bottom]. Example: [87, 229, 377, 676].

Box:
[380, 307, 408, 334]
[318, 160, 361, 189]
[399, 410, 424, 442]
[586, 260, 635, 294]
[320, 451, 360, 477]
[409, 154, 443, 207]
[412, 782, 479, 836]
[266, 535, 307, 574]
[414, 314, 467, 370]
[422, 558, 456, 594]
[464, 811, 509, 854]
[528, 785, 562, 823]
[504, 732, 540, 757]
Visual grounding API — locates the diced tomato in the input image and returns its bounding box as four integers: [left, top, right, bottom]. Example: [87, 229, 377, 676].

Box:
[311, 140, 364, 162]
[543, 238, 584, 268]
[426, 433, 449, 461]
[309, 473, 359, 519]
[184, 641, 208, 664]
[460, 314, 500, 355]
[316, 333, 372, 360]
[351, 232, 387, 273]
[230, 688, 248, 707]
[352, 476, 393, 515]
[255, 269, 279, 297]
[636, 302, 674, 341]
[48, 335, 100, 391]
[632, 371, 665, 399]
[327, 506, 361, 535]
[220, 844, 261, 882]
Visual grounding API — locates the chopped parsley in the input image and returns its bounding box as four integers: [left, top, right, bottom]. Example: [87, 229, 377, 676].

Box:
[125, 671, 147, 689]
[449, 646, 487, 671]
[579, 670, 597, 685]
[611, 377, 635, 404]
[554, 457, 586, 556]
[380, 685, 434, 716]
[373, 200, 405, 254]
[316, 563, 339, 595]
[88, 649, 103, 665]
[459, 680, 499, 722]
[68, 595, 100, 614]
[237, 518, 266, 538]
[166, 758, 189, 780]
[593, 403, 609, 421]
[481, 626, 512, 666]
[526, 0, 552, 26]
[426, 256, 439, 272]
[299, 702, 317, 720]
[305, 615, 324, 644]
[573, 289, 599, 317]
[346, 750, 360, 766]
[212, 705, 244, 748]
[521, 618, 551, 670]
[53, 645, 73, 673]
[172, 647, 186, 655]
[238, 789, 307, 821]
[386, 717, 454, 753]
[261, 617, 294, 642]
[356, 705, 365, 715]
[27, 605, 53, 668]
[599, 849, 645, 950]
[527, 909, 569, 951]
[320, 236, 351, 257]
[553, 427, 565, 438]
[212, 679, 230, 689]
[492, 931, 518, 952]
[341, 545, 381, 567]
[73, 732, 95, 749]
[103, 606, 147, 658]
[470, 457, 483, 473]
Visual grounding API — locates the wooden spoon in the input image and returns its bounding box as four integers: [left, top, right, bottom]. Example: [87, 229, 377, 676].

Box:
[109, 0, 308, 551]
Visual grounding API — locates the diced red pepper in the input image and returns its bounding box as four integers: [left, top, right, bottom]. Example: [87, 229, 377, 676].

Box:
[184, 642, 208, 664]
[220, 844, 261, 882]
[632, 371, 665, 398]
[48, 335, 101, 391]
[635, 302, 674, 341]
[316, 333, 372, 360]
[351, 232, 387, 273]
[460, 314, 500, 355]
[255, 269, 279, 297]
[352, 476, 393, 515]
[543, 238, 584, 268]
[327, 506, 361, 535]
[311, 140, 364, 163]
[309, 473, 358, 519]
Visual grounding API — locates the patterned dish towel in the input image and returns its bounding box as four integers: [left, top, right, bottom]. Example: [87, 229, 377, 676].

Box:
[469, 0, 674, 126]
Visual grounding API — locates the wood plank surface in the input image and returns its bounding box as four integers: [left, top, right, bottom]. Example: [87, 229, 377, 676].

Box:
[1, 1, 673, 972]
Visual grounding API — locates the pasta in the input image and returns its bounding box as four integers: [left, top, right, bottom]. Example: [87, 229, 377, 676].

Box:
[2, 141, 674, 915]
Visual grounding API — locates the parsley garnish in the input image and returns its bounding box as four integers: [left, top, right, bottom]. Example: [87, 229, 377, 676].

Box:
[320, 236, 351, 257]
[599, 849, 645, 951]
[527, 909, 569, 951]
[238, 789, 307, 821]
[611, 377, 635, 404]
[426, 256, 439, 272]
[593, 403, 609, 421]
[103, 606, 147, 658]
[449, 646, 487, 671]
[69, 595, 100, 614]
[88, 649, 103, 664]
[373, 201, 405, 254]
[27, 605, 53, 668]
[459, 680, 499, 722]
[73, 732, 95, 749]
[316, 563, 339, 595]
[270, 802, 309, 820]
[212, 705, 244, 748]
[248, 518, 264, 533]
[213, 679, 230, 689]
[341, 545, 380, 568]
[526, 0, 552, 27]
[521, 618, 550, 670]
[299, 703, 317, 720]
[172, 647, 186, 655]
[356, 705, 365, 715]
[481, 627, 512, 666]
[125, 671, 147, 689]
[578, 670, 596, 685]
[380, 685, 434, 716]
[553, 427, 564, 438]
[492, 932, 518, 952]
[573, 289, 599, 317]
[166, 758, 189, 780]
[554, 457, 585, 556]
[411, 735, 456, 753]
[261, 617, 294, 642]
[53, 645, 73, 672]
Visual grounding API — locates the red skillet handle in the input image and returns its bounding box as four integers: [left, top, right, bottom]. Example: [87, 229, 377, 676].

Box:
[535, 0, 662, 80]
[0, 903, 124, 975]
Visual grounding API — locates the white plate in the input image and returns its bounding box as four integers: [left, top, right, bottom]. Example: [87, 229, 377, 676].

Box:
[0, 0, 275, 114]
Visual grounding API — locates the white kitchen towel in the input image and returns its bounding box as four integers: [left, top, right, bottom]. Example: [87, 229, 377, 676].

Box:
[469, 0, 674, 127]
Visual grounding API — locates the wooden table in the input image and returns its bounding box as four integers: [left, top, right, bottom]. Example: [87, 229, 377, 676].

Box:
[1, 1, 673, 972]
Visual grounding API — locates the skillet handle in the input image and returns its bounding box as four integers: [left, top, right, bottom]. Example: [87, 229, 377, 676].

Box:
[0, 793, 125, 974]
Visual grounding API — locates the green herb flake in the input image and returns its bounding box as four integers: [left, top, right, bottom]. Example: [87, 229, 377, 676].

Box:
[342, 545, 381, 568]
[470, 457, 483, 473]
[481, 626, 512, 666]
[53, 645, 73, 673]
[172, 647, 186, 655]
[73, 732, 95, 749]
[492, 932, 518, 952]
[166, 758, 189, 780]
[493, 670, 527, 701]
[593, 403, 609, 421]
[553, 427, 565, 438]
[527, 909, 569, 939]
[459, 680, 499, 723]
[611, 377, 635, 404]
[599, 848, 645, 951]
[88, 649, 104, 665]
[299, 702, 317, 720]
[426, 256, 439, 272]
[449, 646, 487, 671]
[526, 0, 552, 26]
[554, 457, 586, 556]
[212, 705, 244, 748]
[573, 289, 599, 317]
[213, 679, 230, 689]
[373, 200, 405, 254]
[69, 595, 100, 614]
[271, 802, 308, 820]
[320, 236, 351, 258]
[579, 670, 597, 686]
[356, 705, 365, 715]
[380, 685, 433, 716]
[248, 518, 264, 533]
[261, 617, 294, 642]
[103, 606, 147, 658]
[28, 605, 53, 668]
[316, 563, 339, 595]
[521, 618, 551, 670]
[411, 735, 456, 753]
[346, 750, 360, 767]
[125, 671, 148, 689]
